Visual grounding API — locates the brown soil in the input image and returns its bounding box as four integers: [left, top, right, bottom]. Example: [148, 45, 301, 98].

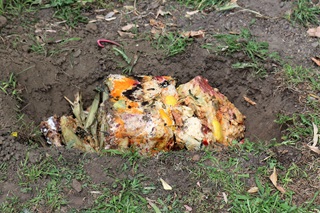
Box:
[0, 0, 319, 212]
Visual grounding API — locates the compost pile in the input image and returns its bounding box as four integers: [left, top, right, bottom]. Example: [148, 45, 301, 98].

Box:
[41, 75, 245, 154]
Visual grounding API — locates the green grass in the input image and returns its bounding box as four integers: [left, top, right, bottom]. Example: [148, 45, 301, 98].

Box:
[0, 73, 23, 102]
[186, 146, 319, 212]
[178, 0, 230, 10]
[112, 47, 139, 74]
[275, 113, 320, 144]
[87, 174, 153, 212]
[282, 64, 320, 92]
[288, 0, 320, 26]
[0, 0, 91, 27]
[153, 32, 193, 57]
[0, 0, 36, 16]
[211, 28, 280, 76]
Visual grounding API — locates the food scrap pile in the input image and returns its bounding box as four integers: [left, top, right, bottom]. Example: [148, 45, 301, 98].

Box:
[41, 75, 245, 154]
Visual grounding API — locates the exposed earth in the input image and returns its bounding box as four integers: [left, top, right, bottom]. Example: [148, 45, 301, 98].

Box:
[0, 0, 319, 212]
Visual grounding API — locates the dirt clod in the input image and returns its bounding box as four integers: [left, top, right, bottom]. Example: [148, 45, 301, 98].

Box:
[0, 16, 7, 28]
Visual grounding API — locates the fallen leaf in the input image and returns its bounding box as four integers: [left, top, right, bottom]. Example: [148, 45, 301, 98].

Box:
[121, 24, 138, 31]
[185, 10, 199, 18]
[156, 7, 172, 19]
[222, 192, 228, 204]
[150, 19, 165, 29]
[118, 31, 136, 38]
[308, 146, 320, 154]
[197, 181, 201, 187]
[96, 15, 105, 20]
[160, 178, 172, 190]
[307, 122, 320, 154]
[184, 205, 192, 212]
[243, 96, 257, 106]
[307, 26, 320, 38]
[104, 11, 117, 21]
[105, 11, 115, 19]
[312, 122, 319, 147]
[105, 17, 116, 21]
[269, 167, 286, 193]
[123, 5, 135, 11]
[181, 30, 205, 38]
[311, 57, 320, 66]
[247, 186, 259, 194]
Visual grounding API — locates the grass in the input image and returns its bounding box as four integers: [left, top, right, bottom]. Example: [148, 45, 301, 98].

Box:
[187, 145, 319, 212]
[88, 175, 152, 212]
[153, 32, 193, 57]
[178, 0, 230, 10]
[0, 73, 22, 102]
[287, 0, 320, 26]
[282, 64, 320, 92]
[0, 0, 90, 27]
[0, 0, 36, 16]
[211, 28, 280, 76]
[112, 47, 139, 74]
[275, 113, 320, 144]
[29, 36, 82, 56]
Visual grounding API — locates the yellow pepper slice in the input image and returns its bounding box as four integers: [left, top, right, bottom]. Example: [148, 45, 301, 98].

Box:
[164, 95, 177, 106]
[212, 118, 223, 142]
[159, 109, 173, 126]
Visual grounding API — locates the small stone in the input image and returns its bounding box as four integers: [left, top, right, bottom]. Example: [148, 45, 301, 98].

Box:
[192, 154, 200, 161]
[72, 179, 82, 193]
[85, 23, 98, 32]
[0, 16, 7, 28]
[311, 42, 319, 48]
[73, 49, 81, 58]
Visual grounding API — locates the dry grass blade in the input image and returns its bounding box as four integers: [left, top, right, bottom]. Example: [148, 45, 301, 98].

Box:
[91, 120, 99, 149]
[73, 92, 85, 126]
[85, 93, 100, 129]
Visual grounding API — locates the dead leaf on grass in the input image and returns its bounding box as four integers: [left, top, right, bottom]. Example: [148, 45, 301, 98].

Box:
[118, 31, 136, 38]
[181, 30, 205, 38]
[307, 122, 320, 154]
[123, 5, 135, 11]
[307, 26, 320, 38]
[311, 57, 320, 66]
[243, 96, 257, 106]
[121, 24, 138, 32]
[160, 178, 172, 190]
[184, 205, 192, 212]
[150, 19, 165, 29]
[222, 192, 228, 204]
[156, 7, 172, 19]
[185, 10, 199, 18]
[269, 167, 286, 194]
[247, 186, 259, 194]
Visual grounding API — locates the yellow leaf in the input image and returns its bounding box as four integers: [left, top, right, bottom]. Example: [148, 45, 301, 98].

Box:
[160, 178, 172, 190]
